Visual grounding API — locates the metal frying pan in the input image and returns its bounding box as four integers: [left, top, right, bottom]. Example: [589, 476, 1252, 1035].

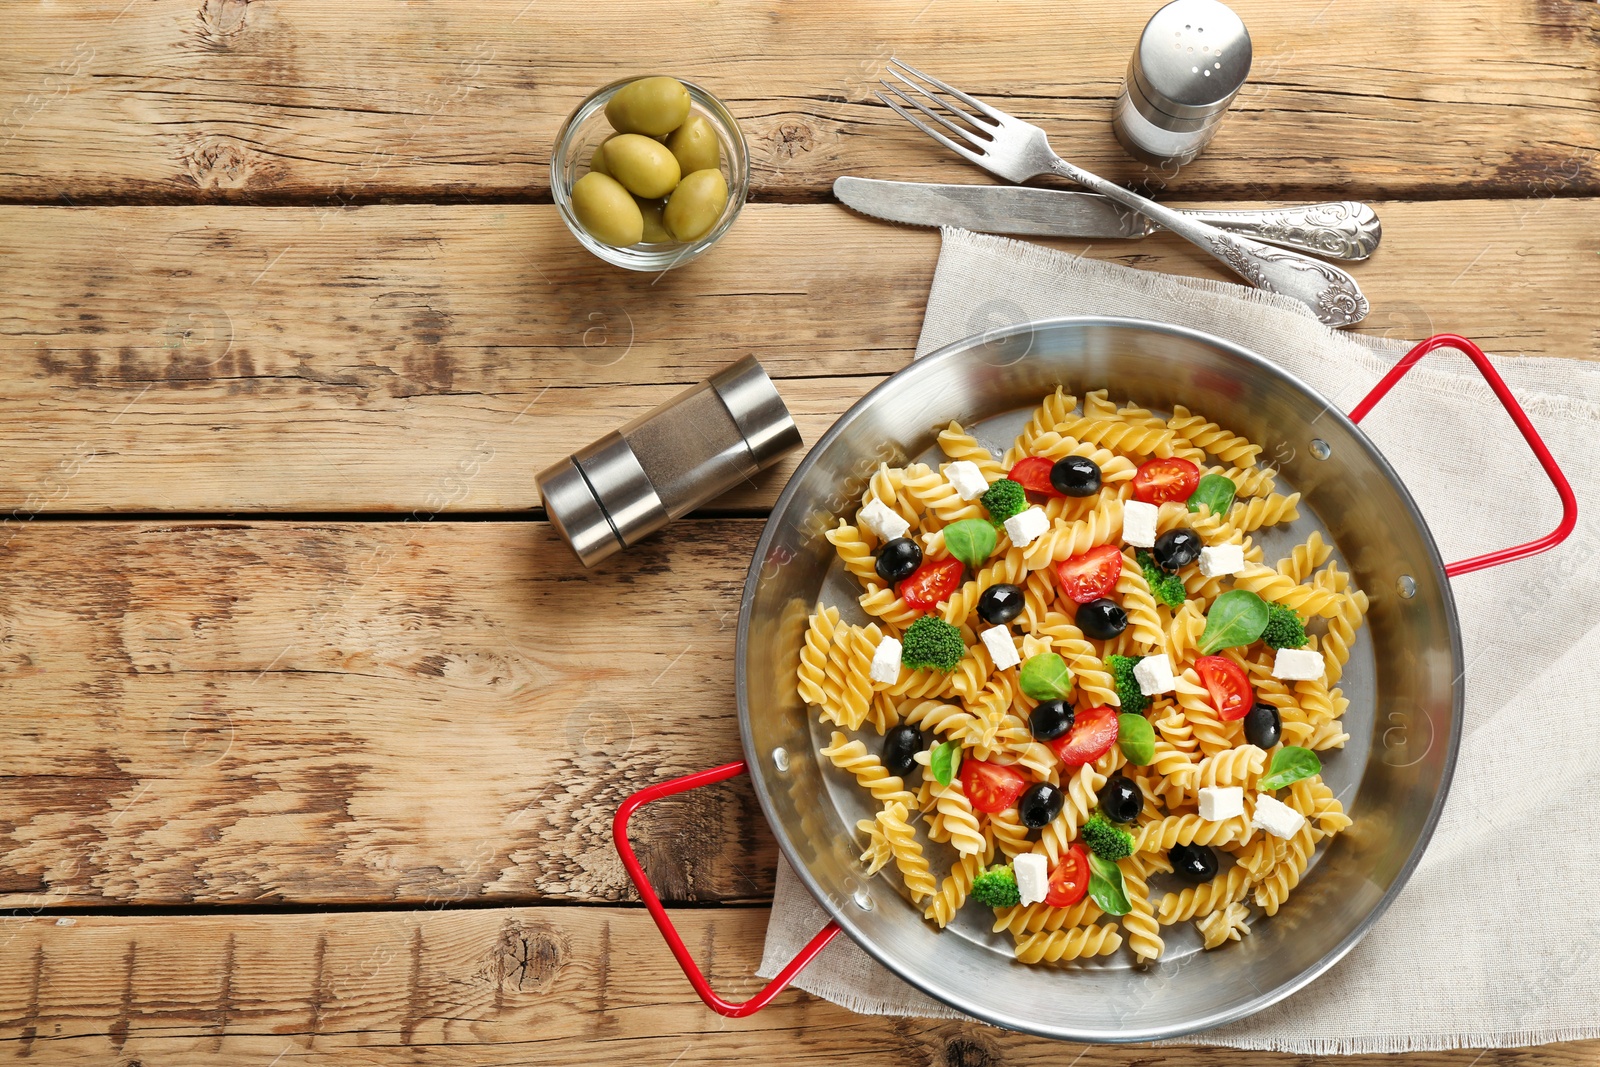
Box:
[615, 319, 1576, 1040]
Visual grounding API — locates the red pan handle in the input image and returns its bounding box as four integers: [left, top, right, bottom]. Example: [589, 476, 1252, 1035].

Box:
[613, 760, 843, 1017]
[1348, 333, 1577, 578]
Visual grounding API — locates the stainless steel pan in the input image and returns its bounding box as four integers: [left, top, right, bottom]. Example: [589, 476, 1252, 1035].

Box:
[614, 319, 1576, 1039]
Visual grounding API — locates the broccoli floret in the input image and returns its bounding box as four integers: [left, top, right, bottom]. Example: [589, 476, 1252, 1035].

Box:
[1106, 654, 1150, 714]
[1136, 550, 1187, 608]
[980, 478, 1027, 525]
[1262, 602, 1308, 649]
[1080, 811, 1134, 860]
[901, 615, 966, 672]
[969, 864, 1021, 908]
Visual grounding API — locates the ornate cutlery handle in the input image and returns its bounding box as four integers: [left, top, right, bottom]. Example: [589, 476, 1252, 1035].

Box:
[1176, 202, 1382, 261]
[1053, 159, 1370, 327]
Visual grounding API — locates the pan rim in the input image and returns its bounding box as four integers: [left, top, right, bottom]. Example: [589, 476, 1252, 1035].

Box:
[736, 314, 1464, 1042]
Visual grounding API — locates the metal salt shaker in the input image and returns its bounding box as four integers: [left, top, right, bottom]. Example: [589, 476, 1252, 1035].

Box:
[537, 355, 801, 567]
[1112, 0, 1253, 169]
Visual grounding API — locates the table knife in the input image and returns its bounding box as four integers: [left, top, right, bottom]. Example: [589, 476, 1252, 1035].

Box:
[833, 177, 1381, 261]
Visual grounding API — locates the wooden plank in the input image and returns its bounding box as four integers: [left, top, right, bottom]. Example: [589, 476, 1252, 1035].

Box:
[2, 199, 1596, 515]
[0, 519, 779, 908]
[0, 905, 1596, 1063]
[0, 1, 1596, 202]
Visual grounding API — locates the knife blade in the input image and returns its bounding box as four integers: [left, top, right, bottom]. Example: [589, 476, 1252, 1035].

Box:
[832, 177, 1382, 260]
[834, 176, 1149, 239]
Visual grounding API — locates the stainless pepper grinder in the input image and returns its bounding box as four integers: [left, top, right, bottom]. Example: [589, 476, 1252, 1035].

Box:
[537, 355, 801, 567]
[1112, 0, 1253, 169]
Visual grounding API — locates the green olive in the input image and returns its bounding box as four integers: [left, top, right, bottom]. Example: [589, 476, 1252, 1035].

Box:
[635, 197, 672, 243]
[601, 134, 681, 199]
[663, 168, 729, 242]
[665, 113, 720, 175]
[604, 76, 691, 137]
[588, 136, 618, 177]
[570, 171, 644, 247]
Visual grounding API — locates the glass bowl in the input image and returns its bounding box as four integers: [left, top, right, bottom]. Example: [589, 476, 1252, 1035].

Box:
[551, 77, 749, 272]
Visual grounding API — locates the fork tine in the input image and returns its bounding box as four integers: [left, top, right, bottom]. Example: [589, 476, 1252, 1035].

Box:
[888, 58, 1007, 123]
[876, 91, 990, 170]
[879, 81, 990, 151]
[884, 65, 990, 131]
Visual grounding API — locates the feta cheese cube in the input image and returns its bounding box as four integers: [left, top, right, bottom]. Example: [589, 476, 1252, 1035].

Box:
[1198, 543, 1246, 578]
[980, 624, 1021, 670]
[1271, 647, 1325, 682]
[1122, 500, 1159, 548]
[1198, 785, 1245, 821]
[944, 460, 990, 501]
[1133, 652, 1177, 696]
[1252, 793, 1307, 839]
[1014, 852, 1048, 907]
[1003, 506, 1050, 548]
[869, 636, 902, 685]
[858, 498, 909, 543]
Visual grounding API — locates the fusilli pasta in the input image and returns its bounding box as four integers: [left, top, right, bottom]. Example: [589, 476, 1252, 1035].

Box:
[1196, 901, 1252, 949]
[1013, 924, 1123, 963]
[802, 387, 1367, 968]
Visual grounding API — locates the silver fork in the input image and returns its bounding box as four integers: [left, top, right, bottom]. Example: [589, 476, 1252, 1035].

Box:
[878, 60, 1370, 327]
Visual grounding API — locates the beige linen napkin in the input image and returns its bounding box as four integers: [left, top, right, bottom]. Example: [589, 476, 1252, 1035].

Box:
[758, 227, 1600, 1053]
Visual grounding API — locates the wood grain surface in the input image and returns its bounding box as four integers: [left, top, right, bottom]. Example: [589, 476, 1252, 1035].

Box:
[2, 906, 1599, 1065]
[5, 0, 1599, 1059]
[0, 0, 1596, 203]
[0, 519, 776, 909]
[2, 199, 1595, 514]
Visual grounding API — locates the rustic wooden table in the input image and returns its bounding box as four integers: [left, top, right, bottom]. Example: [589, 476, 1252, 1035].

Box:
[1, 2, 1597, 1063]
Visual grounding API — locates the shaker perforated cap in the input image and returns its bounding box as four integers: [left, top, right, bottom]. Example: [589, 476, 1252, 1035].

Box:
[1128, 0, 1252, 129]
[536, 355, 801, 567]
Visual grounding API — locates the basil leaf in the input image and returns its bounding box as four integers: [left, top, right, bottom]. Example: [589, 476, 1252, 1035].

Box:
[1198, 589, 1271, 654]
[942, 518, 998, 571]
[1117, 714, 1156, 765]
[1086, 852, 1131, 916]
[1018, 653, 1073, 701]
[1187, 473, 1237, 516]
[1257, 745, 1321, 791]
[930, 739, 961, 787]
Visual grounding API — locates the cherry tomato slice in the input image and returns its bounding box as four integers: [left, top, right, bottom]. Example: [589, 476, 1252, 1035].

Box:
[959, 759, 1029, 814]
[898, 557, 964, 611]
[1049, 705, 1119, 766]
[1044, 843, 1091, 907]
[1008, 457, 1063, 498]
[1132, 457, 1201, 505]
[1055, 544, 1124, 604]
[1195, 654, 1253, 721]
